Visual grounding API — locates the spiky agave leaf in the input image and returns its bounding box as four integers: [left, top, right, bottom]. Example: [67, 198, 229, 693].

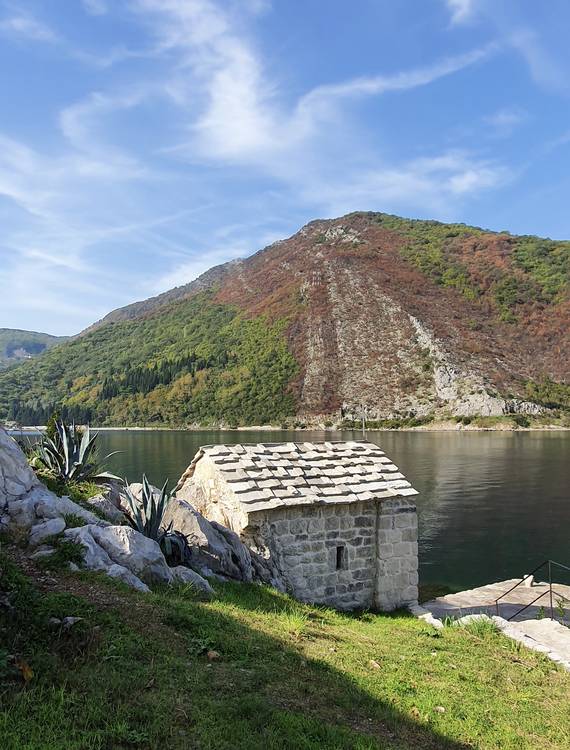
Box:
[32, 418, 122, 483]
[122, 474, 190, 565]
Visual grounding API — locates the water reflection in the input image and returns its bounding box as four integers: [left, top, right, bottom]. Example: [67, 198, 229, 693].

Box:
[14, 428, 570, 590]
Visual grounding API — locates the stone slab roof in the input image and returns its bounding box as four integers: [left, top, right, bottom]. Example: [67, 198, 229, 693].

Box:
[177, 440, 418, 514]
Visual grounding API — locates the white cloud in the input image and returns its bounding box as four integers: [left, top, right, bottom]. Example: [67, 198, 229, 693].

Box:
[134, 0, 496, 173]
[302, 151, 510, 218]
[509, 29, 567, 93]
[446, 0, 477, 25]
[82, 0, 108, 15]
[0, 12, 57, 42]
[484, 106, 527, 136]
[0, 0, 514, 333]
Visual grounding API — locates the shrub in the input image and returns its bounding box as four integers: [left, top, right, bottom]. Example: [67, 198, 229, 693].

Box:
[123, 475, 188, 566]
[31, 420, 120, 483]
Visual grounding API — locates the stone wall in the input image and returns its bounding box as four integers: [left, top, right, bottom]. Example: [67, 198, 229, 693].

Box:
[375, 497, 419, 610]
[184, 455, 419, 611]
[246, 501, 378, 610]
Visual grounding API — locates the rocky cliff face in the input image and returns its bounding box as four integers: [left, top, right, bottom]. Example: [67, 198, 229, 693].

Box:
[213, 214, 567, 419]
[1, 212, 567, 424]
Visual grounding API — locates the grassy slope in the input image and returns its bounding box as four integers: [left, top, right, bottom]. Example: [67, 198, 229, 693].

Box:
[1, 550, 569, 750]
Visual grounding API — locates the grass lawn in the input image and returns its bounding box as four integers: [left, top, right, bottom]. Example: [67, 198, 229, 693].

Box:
[1, 547, 569, 750]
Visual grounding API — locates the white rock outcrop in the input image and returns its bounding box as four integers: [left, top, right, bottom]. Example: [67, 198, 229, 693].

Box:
[0, 428, 210, 595]
[162, 496, 255, 582]
[170, 565, 214, 596]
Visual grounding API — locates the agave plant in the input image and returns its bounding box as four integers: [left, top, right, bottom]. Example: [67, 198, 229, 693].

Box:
[123, 475, 188, 565]
[31, 419, 120, 483]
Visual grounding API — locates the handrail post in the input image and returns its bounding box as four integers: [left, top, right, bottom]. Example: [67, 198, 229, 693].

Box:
[549, 560, 553, 620]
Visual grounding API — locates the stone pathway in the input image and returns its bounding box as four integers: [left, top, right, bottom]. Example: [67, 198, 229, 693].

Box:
[418, 578, 570, 671]
[423, 578, 570, 622]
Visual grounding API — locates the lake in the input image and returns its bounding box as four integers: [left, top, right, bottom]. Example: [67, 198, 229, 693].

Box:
[16, 428, 570, 591]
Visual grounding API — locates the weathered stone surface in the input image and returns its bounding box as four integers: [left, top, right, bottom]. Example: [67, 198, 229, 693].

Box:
[0, 428, 39, 505]
[35, 493, 107, 526]
[64, 525, 114, 570]
[64, 524, 171, 587]
[106, 563, 150, 593]
[87, 494, 126, 523]
[89, 525, 173, 585]
[28, 517, 66, 547]
[170, 565, 214, 596]
[163, 497, 253, 581]
[0, 431, 175, 596]
[29, 545, 57, 561]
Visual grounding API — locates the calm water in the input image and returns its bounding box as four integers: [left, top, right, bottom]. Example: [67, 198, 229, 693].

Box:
[20, 429, 570, 590]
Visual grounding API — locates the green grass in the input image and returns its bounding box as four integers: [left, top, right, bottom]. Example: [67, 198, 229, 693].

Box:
[1, 551, 569, 749]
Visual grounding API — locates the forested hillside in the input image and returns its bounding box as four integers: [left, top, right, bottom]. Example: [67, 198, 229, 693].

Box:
[0, 329, 67, 370]
[0, 295, 296, 426]
[0, 212, 568, 426]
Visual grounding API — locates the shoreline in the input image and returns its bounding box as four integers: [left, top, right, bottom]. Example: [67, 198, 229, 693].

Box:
[6, 421, 570, 434]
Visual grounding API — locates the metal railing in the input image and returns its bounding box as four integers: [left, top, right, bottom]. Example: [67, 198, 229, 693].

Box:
[494, 559, 570, 621]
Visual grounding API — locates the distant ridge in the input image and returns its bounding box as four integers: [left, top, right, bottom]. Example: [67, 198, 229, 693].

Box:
[0, 328, 68, 370]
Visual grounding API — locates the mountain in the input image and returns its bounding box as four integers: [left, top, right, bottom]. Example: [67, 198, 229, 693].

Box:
[0, 329, 68, 370]
[0, 212, 568, 426]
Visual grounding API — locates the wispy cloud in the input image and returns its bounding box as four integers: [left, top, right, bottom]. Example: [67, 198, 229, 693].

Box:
[82, 0, 108, 16]
[484, 106, 527, 136]
[0, 0, 518, 333]
[445, 0, 477, 26]
[0, 11, 58, 42]
[509, 29, 567, 93]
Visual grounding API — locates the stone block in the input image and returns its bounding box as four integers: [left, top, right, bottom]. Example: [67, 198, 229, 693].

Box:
[354, 515, 374, 527]
[378, 515, 395, 530]
[307, 518, 324, 533]
[400, 527, 417, 542]
[290, 518, 307, 534]
[325, 516, 339, 531]
[395, 513, 417, 529]
[401, 585, 418, 602]
[339, 529, 356, 541]
[386, 558, 401, 575]
[270, 520, 290, 535]
[311, 551, 328, 564]
[376, 542, 394, 558]
[400, 557, 418, 573]
[394, 541, 413, 557]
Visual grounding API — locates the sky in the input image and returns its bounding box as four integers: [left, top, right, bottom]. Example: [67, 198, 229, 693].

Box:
[1, 0, 570, 335]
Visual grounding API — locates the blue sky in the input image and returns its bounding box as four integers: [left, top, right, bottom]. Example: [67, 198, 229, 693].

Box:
[1, 0, 570, 335]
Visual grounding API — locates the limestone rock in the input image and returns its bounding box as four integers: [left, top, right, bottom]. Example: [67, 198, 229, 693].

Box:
[64, 525, 114, 571]
[29, 546, 57, 561]
[87, 494, 126, 523]
[170, 565, 214, 596]
[89, 525, 173, 585]
[163, 497, 252, 581]
[28, 517, 66, 547]
[0, 428, 39, 505]
[35, 493, 107, 526]
[106, 563, 150, 593]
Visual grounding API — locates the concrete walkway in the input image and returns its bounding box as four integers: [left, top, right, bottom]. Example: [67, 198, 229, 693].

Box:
[423, 578, 570, 622]
[420, 578, 570, 670]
